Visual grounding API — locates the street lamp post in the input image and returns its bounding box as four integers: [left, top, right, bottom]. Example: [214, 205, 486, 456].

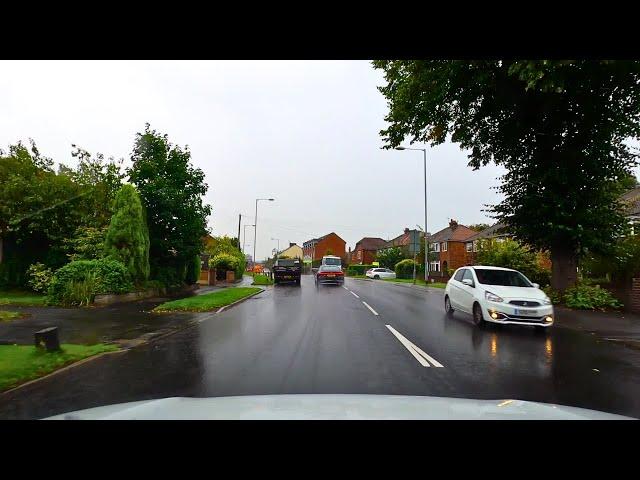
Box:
[396, 147, 429, 283]
[254, 198, 275, 270]
[243, 224, 255, 256]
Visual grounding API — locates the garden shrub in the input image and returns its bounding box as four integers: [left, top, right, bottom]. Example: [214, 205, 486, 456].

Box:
[48, 259, 132, 306]
[26, 262, 53, 294]
[395, 259, 419, 279]
[563, 284, 623, 310]
[209, 253, 244, 280]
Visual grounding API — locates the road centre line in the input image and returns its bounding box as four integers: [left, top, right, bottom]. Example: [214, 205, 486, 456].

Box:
[362, 301, 379, 316]
[342, 286, 349, 290]
[350, 291, 360, 299]
[385, 325, 444, 368]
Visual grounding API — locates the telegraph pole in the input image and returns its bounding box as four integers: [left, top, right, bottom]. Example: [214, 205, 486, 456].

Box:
[237, 214, 242, 252]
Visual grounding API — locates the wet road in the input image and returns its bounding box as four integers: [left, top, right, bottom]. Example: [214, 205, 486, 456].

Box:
[2, 275, 640, 419]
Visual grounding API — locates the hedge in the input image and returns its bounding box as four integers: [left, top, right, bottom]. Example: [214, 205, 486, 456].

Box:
[395, 259, 419, 279]
[347, 264, 375, 276]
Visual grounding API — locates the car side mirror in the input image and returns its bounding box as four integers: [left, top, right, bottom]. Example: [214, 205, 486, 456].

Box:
[532, 283, 540, 289]
[462, 278, 474, 287]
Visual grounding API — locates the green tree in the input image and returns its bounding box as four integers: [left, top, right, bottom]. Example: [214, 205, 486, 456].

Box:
[373, 60, 640, 291]
[375, 247, 405, 269]
[103, 185, 150, 283]
[0, 141, 88, 286]
[127, 124, 212, 284]
[468, 223, 490, 232]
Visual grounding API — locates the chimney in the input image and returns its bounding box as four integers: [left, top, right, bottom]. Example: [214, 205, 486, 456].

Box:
[449, 219, 458, 230]
[404, 227, 410, 234]
[289, 242, 295, 248]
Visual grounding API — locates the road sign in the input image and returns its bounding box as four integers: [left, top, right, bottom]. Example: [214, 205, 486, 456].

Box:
[372, 261, 380, 266]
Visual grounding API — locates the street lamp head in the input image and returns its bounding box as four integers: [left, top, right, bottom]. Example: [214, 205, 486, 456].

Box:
[395, 147, 406, 150]
[268, 198, 275, 201]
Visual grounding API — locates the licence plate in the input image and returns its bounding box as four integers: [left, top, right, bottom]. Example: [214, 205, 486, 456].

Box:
[327, 274, 335, 278]
[514, 308, 537, 315]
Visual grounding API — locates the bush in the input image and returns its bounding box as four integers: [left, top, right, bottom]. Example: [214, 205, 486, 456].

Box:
[395, 259, 419, 279]
[347, 264, 375, 276]
[376, 247, 405, 269]
[48, 259, 133, 306]
[185, 255, 202, 285]
[26, 263, 54, 294]
[542, 286, 564, 305]
[476, 238, 551, 287]
[209, 253, 244, 280]
[563, 284, 623, 310]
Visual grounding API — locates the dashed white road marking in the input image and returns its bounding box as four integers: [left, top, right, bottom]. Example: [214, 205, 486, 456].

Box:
[362, 301, 379, 316]
[342, 286, 349, 290]
[350, 291, 360, 299]
[385, 325, 444, 368]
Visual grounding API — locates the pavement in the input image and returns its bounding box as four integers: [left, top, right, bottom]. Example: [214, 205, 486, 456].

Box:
[1, 275, 640, 419]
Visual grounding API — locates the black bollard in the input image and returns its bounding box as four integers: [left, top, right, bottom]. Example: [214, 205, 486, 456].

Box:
[34, 327, 61, 352]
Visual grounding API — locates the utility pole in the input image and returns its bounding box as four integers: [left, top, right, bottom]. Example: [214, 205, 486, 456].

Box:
[237, 214, 242, 252]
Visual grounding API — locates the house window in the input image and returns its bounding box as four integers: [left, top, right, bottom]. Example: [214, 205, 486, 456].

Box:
[466, 242, 472, 252]
[431, 242, 439, 252]
[430, 261, 440, 272]
[442, 242, 447, 252]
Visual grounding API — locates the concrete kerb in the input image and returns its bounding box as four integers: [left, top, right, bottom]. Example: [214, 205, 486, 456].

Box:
[0, 288, 266, 398]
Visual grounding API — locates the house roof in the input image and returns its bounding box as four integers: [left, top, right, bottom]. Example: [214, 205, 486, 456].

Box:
[354, 237, 387, 251]
[303, 232, 345, 246]
[380, 229, 425, 249]
[620, 187, 640, 216]
[429, 221, 476, 243]
[465, 222, 510, 242]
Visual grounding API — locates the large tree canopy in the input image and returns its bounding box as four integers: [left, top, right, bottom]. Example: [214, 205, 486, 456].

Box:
[128, 124, 212, 284]
[373, 60, 640, 290]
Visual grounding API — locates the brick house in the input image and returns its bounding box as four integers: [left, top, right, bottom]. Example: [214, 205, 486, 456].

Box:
[350, 237, 387, 265]
[428, 220, 476, 276]
[378, 228, 424, 258]
[303, 232, 346, 264]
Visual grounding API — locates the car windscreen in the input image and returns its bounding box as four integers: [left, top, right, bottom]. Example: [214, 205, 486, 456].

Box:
[319, 265, 342, 272]
[276, 259, 299, 267]
[323, 258, 341, 265]
[474, 269, 532, 287]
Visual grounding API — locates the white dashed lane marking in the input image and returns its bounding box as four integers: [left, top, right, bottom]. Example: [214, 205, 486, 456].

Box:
[362, 301, 379, 316]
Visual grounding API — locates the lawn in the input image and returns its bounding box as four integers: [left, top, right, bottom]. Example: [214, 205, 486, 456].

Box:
[0, 310, 23, 322]
[382, 278, 447, 288]
[252, 274, 274, 285]
[0, 290, 47, 306]
[0, 343, 119, 392]
[154, 287, 262, 312]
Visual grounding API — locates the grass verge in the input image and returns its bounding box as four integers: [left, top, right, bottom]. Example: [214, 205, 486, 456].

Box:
[0, 343, 119, 392]
[347, 274, 368, 279]
[252, 274, 274, 285]
[0, 310, 23, 322]
[0, 290, 47, 306]
[382, 278, 447, 288]
[153, 287, 262, 312]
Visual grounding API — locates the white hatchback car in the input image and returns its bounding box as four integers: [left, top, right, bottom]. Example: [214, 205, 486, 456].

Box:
[366, 267, 396, 279]
[444, 266, 553, 330]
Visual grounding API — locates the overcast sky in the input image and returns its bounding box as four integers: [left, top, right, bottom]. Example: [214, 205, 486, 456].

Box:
[1, 60, 508, 261]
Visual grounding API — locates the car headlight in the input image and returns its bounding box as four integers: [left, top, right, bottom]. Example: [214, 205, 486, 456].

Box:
[542, 297, 552, 305]
[485, 291, 504, 303]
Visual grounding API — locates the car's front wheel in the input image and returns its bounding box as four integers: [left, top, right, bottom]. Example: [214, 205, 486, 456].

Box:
[473, 303, 486, 327]
[445, 296, 454, 316]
